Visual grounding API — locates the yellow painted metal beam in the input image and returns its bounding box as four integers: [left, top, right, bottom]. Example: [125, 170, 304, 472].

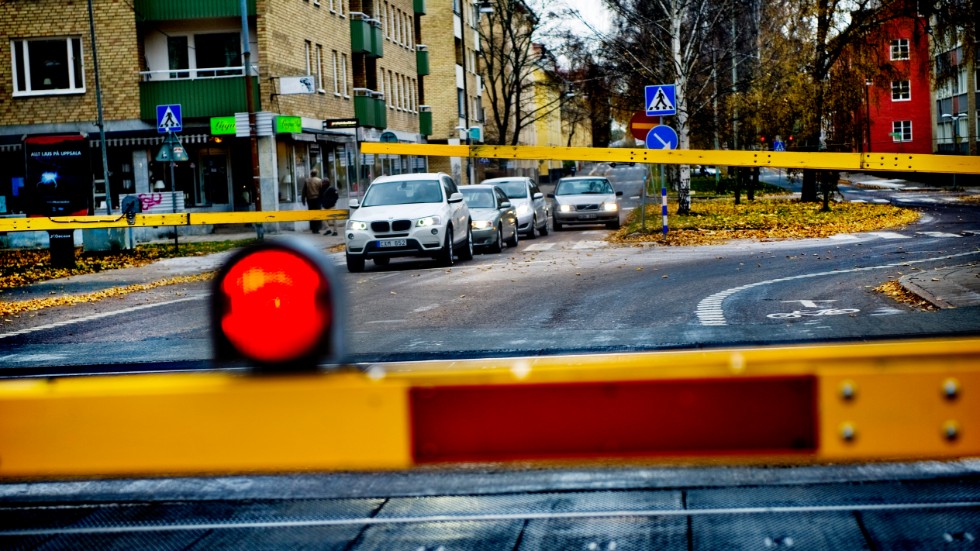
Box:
[0, 338, 977, 478]
[0, 210, 347, 233]
[360, 143, 980, 174]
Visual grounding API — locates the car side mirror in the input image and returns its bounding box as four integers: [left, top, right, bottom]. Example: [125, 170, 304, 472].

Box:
[500, 201, 512, 209]
[532, 192, 543, 200]
[349, 198, 360, 208]
[615, 191, 623, 197]
[448, 192, 464, 203]
[547, 193, 556, 199]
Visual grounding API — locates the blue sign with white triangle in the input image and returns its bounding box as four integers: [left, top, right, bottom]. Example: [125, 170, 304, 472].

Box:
[156, 104, 182, 133]
[645, 85, 676, 117]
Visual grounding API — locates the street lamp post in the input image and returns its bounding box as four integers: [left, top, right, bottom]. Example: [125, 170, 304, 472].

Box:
[942, 112, 966, 189]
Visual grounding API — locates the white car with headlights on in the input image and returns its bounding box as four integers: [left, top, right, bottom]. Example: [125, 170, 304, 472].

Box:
[549, 176, 623, 230]
[345, 173, 472, 272]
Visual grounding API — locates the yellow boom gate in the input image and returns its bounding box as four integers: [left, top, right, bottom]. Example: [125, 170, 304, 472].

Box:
[0, 146, 978, 478]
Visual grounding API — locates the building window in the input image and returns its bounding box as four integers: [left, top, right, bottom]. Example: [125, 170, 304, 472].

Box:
[167, 36, 190, 78]
[892, 120, 912, 142]
[305, 40, 313, 76]
[12, 37, 85, 95]
[194, 33, 242, 77]
[332, 50, 340, 95]
[316, 45, 325, 92]
[341, 54, 349, 97]
[890, 39, 909, 60]
[891, 80, 910, 101]
[458, 88, 466, 119]
[336, 0, 345, 17]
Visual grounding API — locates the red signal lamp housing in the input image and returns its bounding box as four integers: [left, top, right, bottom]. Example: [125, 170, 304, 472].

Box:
[211, 238, 345, 370]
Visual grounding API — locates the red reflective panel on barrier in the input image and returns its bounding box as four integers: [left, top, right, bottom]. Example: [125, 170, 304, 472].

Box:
[219, 250, 329, 363]
[410, 377, 817, 463]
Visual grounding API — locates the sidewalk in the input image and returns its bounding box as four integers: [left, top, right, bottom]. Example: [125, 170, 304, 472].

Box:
[2, 228, 346, 301]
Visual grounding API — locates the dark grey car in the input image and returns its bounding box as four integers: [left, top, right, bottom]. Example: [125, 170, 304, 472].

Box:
[461, 185, 519, 253]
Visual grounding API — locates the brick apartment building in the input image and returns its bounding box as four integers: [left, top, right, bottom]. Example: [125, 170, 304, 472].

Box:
[0, 0, 427, 246]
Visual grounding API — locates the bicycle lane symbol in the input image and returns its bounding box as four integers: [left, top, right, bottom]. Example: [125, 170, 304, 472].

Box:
[766, 300, 860, 320]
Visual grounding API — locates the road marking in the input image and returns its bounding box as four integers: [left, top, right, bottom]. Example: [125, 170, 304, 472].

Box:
[524, 243, 555, 251]
[695, 250, 980, 327]
[871, 307, 904, 316]
[412, 304, 440, 313]
[868, 232, 912, 239]
[0, 295, 204, 340]
[573, 241, 609, 249]
[829, 234, 860, 241]
[782, 300, 836, 308]
[917, 231, 963, 238]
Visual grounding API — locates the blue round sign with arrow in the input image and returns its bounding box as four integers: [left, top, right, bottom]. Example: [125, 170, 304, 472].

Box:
[645, 125, 678, 150]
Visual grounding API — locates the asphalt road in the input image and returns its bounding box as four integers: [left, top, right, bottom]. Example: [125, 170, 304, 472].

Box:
[1, 169, 978, 371]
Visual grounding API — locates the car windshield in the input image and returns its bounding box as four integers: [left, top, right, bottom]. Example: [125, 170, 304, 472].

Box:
[461, 188, 495, 208]
[556, 179, 614, 195]
[361, 179, 442, 206]
[2, 1, 979, 542]
[492, 180, 527, 199]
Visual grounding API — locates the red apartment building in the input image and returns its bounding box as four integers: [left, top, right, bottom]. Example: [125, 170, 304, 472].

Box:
[863, 8, 933, 154]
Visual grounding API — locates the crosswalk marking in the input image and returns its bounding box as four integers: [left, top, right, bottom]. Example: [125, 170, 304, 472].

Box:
[524, 243, 555, 251]
[572, 241, 609, 249]
[917, 231, 964, 238]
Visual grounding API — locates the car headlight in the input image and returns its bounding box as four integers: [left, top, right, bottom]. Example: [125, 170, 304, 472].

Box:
[559, 204, 573, 213]
[347, 220, 368, 231]
[516, 204, 531, 216]
[416, 216, 441, 227]
[602, 202, 619, 212]
[471, 220, 493, 230]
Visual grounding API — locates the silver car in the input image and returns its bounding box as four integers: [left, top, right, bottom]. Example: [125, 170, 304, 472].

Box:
[460, 185, 519, 253]
[480, 177, 550, 238]
[550, 176, 623, 230]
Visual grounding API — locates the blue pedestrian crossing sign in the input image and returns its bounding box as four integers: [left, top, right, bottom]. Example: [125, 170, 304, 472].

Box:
[645, 85, 676, 116]
[156, 104, 182, 133]
[645, 125, 678, 150]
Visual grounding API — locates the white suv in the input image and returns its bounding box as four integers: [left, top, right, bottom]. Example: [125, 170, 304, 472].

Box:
[345, 173, 472, 272]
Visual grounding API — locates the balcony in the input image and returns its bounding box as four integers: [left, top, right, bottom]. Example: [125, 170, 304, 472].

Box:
[350, 13, 383, 58]
[414, 0, 426, 15]
[139, 72, 261, 120]
[420, 106, 432, 136]
[133, 0, 256, 21]
[416, 46, 430, 76]
[354, 89, 387, 129]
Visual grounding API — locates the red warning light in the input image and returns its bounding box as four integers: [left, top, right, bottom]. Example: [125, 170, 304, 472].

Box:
[212, 239, 343, 368]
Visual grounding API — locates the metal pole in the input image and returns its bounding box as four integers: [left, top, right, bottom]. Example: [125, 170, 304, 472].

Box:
[87, 0, 111, 214]
[661, 166, 668, 237]
[241, 0, 263, 239]
[169, 141, 179, 252]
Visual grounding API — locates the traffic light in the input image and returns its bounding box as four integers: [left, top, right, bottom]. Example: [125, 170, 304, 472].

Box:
[211, 237, 346, 370]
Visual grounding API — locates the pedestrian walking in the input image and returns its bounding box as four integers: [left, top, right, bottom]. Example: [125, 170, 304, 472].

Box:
[319, 180, 340, 235]
[301, 170, 323, 233]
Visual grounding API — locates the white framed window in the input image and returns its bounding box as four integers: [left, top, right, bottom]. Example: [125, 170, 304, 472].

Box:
[892, 120, 912, 142]
[12, 37, 85, 96]
[332, 50, 340, 95]
[336, 0, 345, 17]
[341, 53, 349, 97]
[316, 44, 324, 92]
[305, 40, 313, 76]
[890, 39, 909, 60]
[891, 80, 910, 101]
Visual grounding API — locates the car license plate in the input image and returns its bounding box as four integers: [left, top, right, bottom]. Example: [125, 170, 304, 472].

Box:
[579, 214, 597, 220]
[378, 239, 407, 248]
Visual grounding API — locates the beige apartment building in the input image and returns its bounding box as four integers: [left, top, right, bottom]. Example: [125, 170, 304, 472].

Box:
[420, 0, 484, 185]
[0, 0, 427, 246]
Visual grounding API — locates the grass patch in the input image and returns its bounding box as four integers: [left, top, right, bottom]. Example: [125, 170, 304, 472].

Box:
[614, 198, 920, 246]
[0, 239, 256, 290]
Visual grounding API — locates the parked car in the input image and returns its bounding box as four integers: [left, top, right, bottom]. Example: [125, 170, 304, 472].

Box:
[460, 185, 519, 253]
[345, 173, 472, 272]
[479, 177, 550, 238]
[549, 176, 623, 230]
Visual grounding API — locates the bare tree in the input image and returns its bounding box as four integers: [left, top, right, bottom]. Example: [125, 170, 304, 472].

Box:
[600, 0, 733, 215]
[479, 0, 571, 146]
